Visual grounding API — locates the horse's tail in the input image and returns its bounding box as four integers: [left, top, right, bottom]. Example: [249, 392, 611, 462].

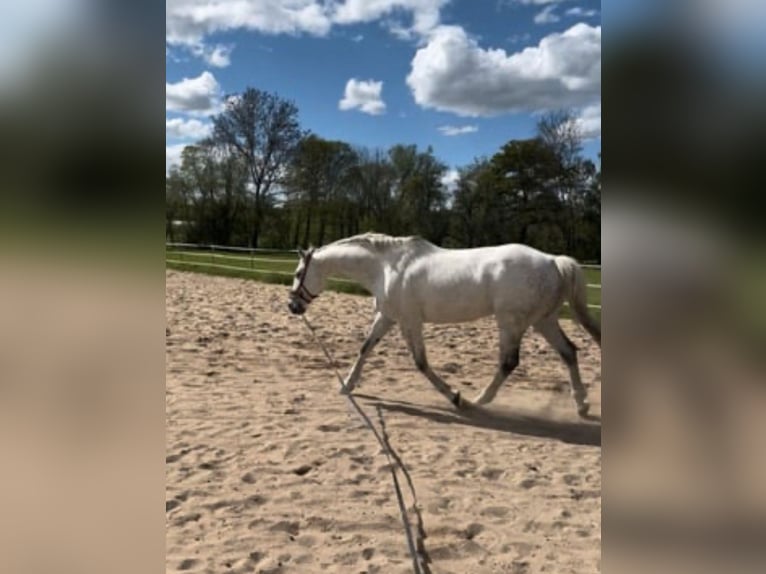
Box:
[554, 255, 601, 347]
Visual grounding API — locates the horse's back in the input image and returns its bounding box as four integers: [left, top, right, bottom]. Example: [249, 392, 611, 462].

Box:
[460, 244, 561, 306]
[435, 243, 555, 277]
[396, 243, 561, 324]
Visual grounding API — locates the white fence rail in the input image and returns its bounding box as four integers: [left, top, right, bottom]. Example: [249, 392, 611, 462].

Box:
[167, 242, 297, 253]
[166, 243, 601, 310]
[164, 257, 360, 285]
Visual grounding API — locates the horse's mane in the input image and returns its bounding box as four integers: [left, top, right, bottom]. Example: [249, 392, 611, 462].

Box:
[328, 232, 430, 253]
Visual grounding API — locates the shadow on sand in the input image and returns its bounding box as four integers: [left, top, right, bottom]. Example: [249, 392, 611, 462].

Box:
[355, 393, 601, 447]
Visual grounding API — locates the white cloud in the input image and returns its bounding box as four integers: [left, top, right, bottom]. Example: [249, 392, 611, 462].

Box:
[407, 23, 600, 116]
[190, 43, 234, 67]
[166, 71, 221, 114]
[438, 124, 478, 136]
[207, 45, 233, 67]
[339, 78, 386, 115]
[351, 34, 364, 42]
[166, 143, 188, 173]
[168, 40, 233, 67]
[566, 7, 599, 18]
[575, 102, 601, 140]
[517, 0, 568, 4]
[440, 168, 459, 192]
[497, 0, 566, 6]
[534, 5, 560, 24]
[333, 0, 448, 37]
[166, 0, 449, 46]
[166, 0, 332, 45]
[166, 117, 213, 140]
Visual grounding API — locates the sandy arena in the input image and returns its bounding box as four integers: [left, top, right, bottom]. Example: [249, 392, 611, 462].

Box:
[166, 270, 601, 574]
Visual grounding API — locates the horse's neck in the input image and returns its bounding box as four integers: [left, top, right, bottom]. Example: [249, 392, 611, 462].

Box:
[315, 245, 383, 291]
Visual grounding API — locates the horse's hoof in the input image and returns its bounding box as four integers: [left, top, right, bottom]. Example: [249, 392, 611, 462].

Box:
[577, 402, 590, 418]
[339, 384, 352, 395]
[451, 391, 462, 408]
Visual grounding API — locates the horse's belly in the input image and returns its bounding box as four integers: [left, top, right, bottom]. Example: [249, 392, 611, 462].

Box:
[421, 296, 493, 324]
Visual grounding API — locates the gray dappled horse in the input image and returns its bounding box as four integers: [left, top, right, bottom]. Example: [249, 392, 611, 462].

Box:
[289, 233, 600, 417]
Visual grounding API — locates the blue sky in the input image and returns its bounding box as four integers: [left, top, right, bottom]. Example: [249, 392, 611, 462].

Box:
[166, 0, 601, 180]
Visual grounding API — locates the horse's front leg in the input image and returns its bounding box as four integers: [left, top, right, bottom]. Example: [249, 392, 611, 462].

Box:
[341, 312, 394, 394]
[401, 324, 466, 409]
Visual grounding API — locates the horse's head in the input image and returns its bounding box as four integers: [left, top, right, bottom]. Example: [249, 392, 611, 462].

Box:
[288, 247, 320, 315]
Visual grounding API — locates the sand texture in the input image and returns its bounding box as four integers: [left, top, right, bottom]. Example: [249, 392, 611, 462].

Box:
[166, 271, 601, 574]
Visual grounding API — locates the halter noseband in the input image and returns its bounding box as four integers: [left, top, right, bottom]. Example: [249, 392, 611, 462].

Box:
[292, 249, 319, 304]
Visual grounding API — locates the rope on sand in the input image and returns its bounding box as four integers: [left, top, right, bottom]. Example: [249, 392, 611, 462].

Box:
[300, 315, 431, 574]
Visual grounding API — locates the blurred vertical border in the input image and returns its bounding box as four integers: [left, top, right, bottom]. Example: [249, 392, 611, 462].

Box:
[604, 1, 766, 573]
[0, 1, 165, 573]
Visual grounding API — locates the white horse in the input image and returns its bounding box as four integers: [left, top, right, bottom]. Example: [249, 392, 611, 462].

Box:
[288, 233, 600, 417]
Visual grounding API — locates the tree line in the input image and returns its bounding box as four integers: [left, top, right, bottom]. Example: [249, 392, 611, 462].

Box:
[166, 87, 600, 261]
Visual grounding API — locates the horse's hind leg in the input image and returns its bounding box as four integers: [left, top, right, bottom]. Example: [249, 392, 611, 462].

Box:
[473, 325, 523, 406]
[534, 317, 589, 417]
[342, 312, 394, 393]
[401, 324, 464, 408]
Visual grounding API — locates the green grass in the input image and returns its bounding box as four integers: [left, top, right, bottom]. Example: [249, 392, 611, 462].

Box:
[165, 256, 369, 295]
[584, 271, 601, 308]
[583, 267, 601, 284]
[166, 250, 297, 274]
[166, 248, 601, 319]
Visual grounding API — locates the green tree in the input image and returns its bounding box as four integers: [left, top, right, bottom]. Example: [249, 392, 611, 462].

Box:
[347, 147, 397, 235]
[489, 137, 562, 249]
[166, 143, 249, 245]
[450, 158, 496, 247]
[536, 110, 595, 257]
[211, 88, 305, 247]
[285, 135, 357, 247]
[389, 145, 448, 239]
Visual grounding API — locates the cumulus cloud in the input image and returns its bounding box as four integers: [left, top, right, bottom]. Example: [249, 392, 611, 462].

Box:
[566, 7, 599, 18]
[438, 124, 478, 136]
[166, 71, 221, 114]
[166, 0, 332, 45]
[440, 168, 459, 192]
[534, 5, 560, 24]
[166, 117, 213, 140]
[407, 23, 600, 116]
[166, 0, 449, 46]
[575, 102, 601, 140]
[166, 143, 188, 173]
[334, 0, 447, 38]
[339, 78, 386, 115]
[516, 0, 568, 4]
[190, 43, 234, 67]
[498, 0, 567, 6]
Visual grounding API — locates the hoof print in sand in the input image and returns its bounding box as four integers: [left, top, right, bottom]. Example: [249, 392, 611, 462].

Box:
[292, 464, 313, 476]
[269, 520, 300, 537]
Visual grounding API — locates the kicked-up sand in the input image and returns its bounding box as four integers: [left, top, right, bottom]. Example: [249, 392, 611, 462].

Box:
[166, 270, 601, 574]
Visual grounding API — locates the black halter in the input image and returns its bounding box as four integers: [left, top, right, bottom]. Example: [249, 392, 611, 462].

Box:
[292, 249, 319, 304]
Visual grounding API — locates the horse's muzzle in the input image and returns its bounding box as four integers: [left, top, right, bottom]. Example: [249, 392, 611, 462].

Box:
[288, 300, 305, 315]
